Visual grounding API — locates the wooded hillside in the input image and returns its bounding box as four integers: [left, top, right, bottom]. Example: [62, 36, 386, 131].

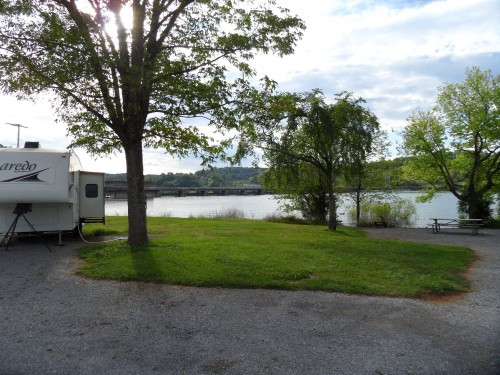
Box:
[106, 167, 266, 188]
[105, 158, 431, 190]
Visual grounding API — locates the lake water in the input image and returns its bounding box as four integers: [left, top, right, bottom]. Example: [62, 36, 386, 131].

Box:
[105, 191, 460, 228]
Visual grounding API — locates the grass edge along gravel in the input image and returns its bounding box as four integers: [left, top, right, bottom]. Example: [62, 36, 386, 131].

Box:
[77, 217, 474, 298]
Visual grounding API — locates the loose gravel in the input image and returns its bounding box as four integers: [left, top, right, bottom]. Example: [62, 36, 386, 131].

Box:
[0, 228, 499, 375]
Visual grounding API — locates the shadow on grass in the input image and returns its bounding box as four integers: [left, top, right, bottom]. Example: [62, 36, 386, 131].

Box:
[128, 242, 164, 282]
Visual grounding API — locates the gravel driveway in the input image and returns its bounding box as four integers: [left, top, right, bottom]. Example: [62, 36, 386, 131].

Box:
[1, 228, 499, 375]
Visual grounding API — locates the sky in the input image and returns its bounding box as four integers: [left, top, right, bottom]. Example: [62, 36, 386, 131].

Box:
[1, 0, 499, 174]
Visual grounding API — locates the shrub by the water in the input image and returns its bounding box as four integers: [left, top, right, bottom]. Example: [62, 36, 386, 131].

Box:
[350, 197, 416, 227]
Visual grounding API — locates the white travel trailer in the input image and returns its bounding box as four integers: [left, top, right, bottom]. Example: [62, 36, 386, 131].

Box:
[0, 142, 105, 235]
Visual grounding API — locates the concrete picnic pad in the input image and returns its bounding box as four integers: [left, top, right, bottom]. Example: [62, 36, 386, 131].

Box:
[0, 228, 499, 374]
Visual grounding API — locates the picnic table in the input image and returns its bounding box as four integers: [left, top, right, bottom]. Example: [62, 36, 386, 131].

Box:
[428, 218, 483, 235]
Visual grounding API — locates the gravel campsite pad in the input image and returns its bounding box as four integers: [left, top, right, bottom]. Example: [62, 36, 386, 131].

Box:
[1, 228, 499, 374]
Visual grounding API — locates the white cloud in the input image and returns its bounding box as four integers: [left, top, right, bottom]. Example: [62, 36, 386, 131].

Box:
[255, 0, 500, 139]
[1, 0, 499, 172]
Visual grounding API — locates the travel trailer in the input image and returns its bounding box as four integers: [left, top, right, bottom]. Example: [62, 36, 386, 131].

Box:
[0, 142, 105, 236]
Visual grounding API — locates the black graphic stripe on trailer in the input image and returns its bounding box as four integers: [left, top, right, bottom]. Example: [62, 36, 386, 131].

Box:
[0, 168, 50, 182]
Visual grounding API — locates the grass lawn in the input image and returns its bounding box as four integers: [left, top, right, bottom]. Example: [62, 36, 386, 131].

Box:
[78, 216, 474, 298]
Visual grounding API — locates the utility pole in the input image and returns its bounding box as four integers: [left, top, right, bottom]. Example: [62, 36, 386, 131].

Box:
[5, 123, 28, 148]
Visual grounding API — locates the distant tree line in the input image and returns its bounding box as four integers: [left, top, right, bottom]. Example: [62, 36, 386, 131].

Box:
[106, 167, 265, 188]
[105, 159, 431, 190]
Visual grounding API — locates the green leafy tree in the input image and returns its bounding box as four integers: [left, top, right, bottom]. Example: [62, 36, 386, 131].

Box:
[245, 90, 380, 230]
[175, 173, 200, 188]
[0, 0, 304, 244]
[206, 171, 224, 188]
[401, 67, 500, 220]
[260, 158, 329, 224]
[339, 129, 389, 224]
[375, 157, 425, 190]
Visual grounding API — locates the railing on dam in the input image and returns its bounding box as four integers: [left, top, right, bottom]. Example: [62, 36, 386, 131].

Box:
[104, 182, 268, 199]
[160, 187, 268, 197]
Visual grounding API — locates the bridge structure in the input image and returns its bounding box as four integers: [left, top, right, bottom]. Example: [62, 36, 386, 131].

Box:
[104, 181, 268, 199]
[104, 181, 162, 199]
[160, 186, 267, 197]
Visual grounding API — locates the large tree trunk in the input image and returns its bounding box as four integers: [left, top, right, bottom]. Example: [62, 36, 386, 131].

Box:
[465, 194, 490, 220]
[356, 189, 361, 225]
[125, 140, 149, 245]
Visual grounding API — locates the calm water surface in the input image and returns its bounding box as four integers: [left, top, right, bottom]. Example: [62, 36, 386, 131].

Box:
[105, 191, 459, 228]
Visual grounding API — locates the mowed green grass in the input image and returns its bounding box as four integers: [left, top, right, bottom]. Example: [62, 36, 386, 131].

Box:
[78, 217, 473, 298]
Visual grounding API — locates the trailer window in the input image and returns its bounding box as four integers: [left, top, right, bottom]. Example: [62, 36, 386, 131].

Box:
[86, 184, 99, 198]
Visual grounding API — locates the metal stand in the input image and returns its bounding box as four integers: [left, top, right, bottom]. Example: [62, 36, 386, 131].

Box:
[57, 231, 64, 246]
[0, 203, 51, 252]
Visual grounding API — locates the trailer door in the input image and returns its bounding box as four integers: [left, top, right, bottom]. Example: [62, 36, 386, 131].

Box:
[79, 171, 105, 224]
